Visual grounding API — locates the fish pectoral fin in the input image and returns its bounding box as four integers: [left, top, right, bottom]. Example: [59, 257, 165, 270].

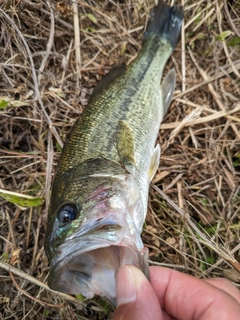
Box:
[116, 120, 136, 168]
[89, 63, 126, 102]
[161, 68, 176, 115]
[148, 144, 160, 182]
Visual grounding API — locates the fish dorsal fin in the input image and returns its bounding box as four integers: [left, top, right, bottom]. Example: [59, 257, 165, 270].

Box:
[148, 144, 160, 182]
[89, 63, 126, 102]
[161, 68, 176, 115]
[116, 120, 136, 169]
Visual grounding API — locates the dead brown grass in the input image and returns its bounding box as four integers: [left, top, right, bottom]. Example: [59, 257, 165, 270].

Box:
[0, 0, 240, 319]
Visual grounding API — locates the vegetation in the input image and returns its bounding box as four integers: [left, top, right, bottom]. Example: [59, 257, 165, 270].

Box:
[0, 0, 239, 319]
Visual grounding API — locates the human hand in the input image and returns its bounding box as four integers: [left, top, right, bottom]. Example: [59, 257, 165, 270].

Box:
[113, 265, 240, 320]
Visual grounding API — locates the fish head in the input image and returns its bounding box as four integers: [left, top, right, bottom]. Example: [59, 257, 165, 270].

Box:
[45, 159, 149, 304]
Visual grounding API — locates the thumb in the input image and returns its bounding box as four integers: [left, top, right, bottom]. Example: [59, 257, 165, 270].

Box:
[113, 265, 162, 320]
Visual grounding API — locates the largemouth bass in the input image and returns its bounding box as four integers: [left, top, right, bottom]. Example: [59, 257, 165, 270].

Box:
[45, 0, 183, 304]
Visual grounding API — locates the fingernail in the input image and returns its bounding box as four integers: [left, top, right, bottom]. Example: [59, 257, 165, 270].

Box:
[116, 265, 136, 306]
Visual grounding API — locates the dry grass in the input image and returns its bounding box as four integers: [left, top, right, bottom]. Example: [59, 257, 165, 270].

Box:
[0, 0, 240, 319]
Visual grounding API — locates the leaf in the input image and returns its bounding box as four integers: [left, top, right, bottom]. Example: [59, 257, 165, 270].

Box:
[121, 42, 127, 56]
[206, 257, 215, 265]
[55, 141, 63, 152]
[75, 294, 85, 301]
[216, 30, 232, 41]
[228, 36, 240, 47]
[0, 99, 9, 109]
[84, 27, 96, 33]
[0, 189, 44, 207]
[0, 97, 31, 109]
[86, 13, 97, 24]
[233, 159, 240, 167]
[10, 248, 21, 266]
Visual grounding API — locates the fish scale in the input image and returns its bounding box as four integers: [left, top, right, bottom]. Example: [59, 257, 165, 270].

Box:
[57, 38, 171, 179]
[45, 0, 184, 304]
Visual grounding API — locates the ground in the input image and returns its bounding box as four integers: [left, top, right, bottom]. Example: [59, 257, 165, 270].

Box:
[0, 0, 240, 319]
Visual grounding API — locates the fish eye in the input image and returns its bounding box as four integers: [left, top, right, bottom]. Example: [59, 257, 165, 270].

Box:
[57, 204, 78, 224]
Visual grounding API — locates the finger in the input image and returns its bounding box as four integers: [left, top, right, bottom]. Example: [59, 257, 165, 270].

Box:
[204, 278, 240, 304]
[113, 265, 162, 320]
[161, 309, 178, 320]
[150, 266, 240, 320]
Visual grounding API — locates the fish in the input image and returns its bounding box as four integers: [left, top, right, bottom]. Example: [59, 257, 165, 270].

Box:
[44, 0, 183, 304]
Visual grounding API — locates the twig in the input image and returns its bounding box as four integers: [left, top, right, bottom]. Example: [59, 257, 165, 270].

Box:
[149, 261, 186, 269]
[174, 60, 240, 100]
[22, 0, 74, 30]
[80, 1, 140, 48]
[152, 185, 240, 274]
[202, 244, 240, 277]
[72, 0, 81, 89]
[192, 7, 215, 32]
[216, 2, 240, 78]
[26, 207, 33, 249]
[166, 105, 203, 145]
[0, 9, 63, 148]
[60, 39, 74, 88]
[177, 181, 184, 209]
[45, 129, 54, 210]
[0, 260, 80, 303]
[223, 0, 240, 37]
[145, 227, 211, 273]
[38, 1, 55, 83]
[188, 48, 240, 139]
[181, 0, 186, 92]
[10, 160, 42, 174]
[5, 210, 17, 250]
[160, 102, 240, 130]
[31, 215, 42, 272]
[9, 272, 65, 308]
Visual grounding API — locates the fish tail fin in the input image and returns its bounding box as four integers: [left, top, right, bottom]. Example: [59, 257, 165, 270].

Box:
[144, 0, 184, 49]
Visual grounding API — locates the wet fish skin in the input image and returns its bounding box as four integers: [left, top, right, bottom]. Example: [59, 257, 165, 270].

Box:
[45, 0, 183, 303]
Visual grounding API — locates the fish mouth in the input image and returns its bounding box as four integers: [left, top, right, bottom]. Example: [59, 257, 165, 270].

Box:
[48, 245, 148, 305]
[47, 219, 149, 304]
